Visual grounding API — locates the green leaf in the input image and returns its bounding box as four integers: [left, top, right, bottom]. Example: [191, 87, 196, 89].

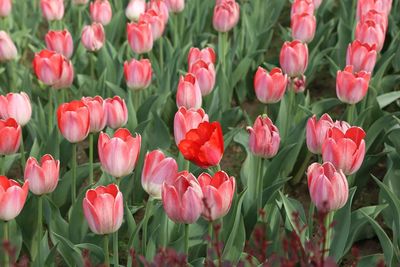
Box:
[51, 232, 84, 267]
[376, 91, 400, 109]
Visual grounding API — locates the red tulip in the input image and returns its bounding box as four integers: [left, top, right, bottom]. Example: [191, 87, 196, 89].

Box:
[40, 0, 64, 21]
[0, 92, 32, 126]
[0, 118, 21, 155]
[81, 96, 107, 133]
[355, 20, 385, 52]
[336, 65, 371, 104]
[291, 0, 314, 17]
[254, 67, 287, 104]
[90, 0, 112, 26]
[178, 121, 224, 169]
[247, 115, 280, 159]
[307, 162, 348, 212]
[139, 9, 165, 40]
[0, 0, 12, 17]
[81, 23, 105, 52]
[24, 154, 60, 195]
[346, 40, 377, 73]
[126, 0, 146, 21]
[83, 184, 123, 235]
[148, 0, 169, 24]
[141, 150, 178, 199]
[124, 58, 152, 90]
[280, 40, 308, 77]
[176, 73, 202, 110]
[322, 126, 366, 175]
[213, 0, 240, 33]
[306, 114, 334, 154]
[162, 171, 203, 224]
[0, 31, 17, 62]
[166, 0, 184, 13]
[174, 106, 209, 146]
[188, 60, 216, 96]
[57, 100, 90, 143]
[127, 21, 154, 54]
[104, 96, 128, 129]
[98, 128, 141, 178]
[291, 13, 316, 43]
[0, 176, 29, 221]
[188, 47, 216, 68]
[45, 30, 74, 59]
[198, 171, 235, 221]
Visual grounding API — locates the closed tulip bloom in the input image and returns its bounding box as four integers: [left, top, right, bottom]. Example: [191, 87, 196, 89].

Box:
[355, 20, 385, 52]
[90, 0, 112, 26]
[126, 0, 146, 21]
[98, 128, 141, 178]
[292, 75, 307, 93]
[54, 58, 74, 89]
[307, 162, 348, 212]
[198, 171, 235, 221]
[291, 0, 314, 17]
[162, 171, 203, 224]
[189, 60, 216, 96]
[280, 40, 308, 77]
[188, 47, 216, 68]
[148, 0, 169, 24]
[306, 114, 334, 154]
[174, 106, 209, 146]
[247, 115, 280, 159]
[45, 30, 74, 59]
[124, 58, 152, 91]
[291, 13, 316, 43]
[127, 21, 154, 54]
[176, 73, 202, 110]
[0, 31, 17, 61]
[166, 0, 184, 13]
[336, 65, 371, 104]
[322, 126, 366, 175]
[313, 0, 322, 8]
[142, 150, 178, 199]
[213, 0, 240, 33]
[57, 100, 90, 143]
[357, 0, 392, 20]
[0, 176, 29, 221]
[0, 92, 32, 126]
[139, 9, 165, 40]
[73, 0, 89, 5]
[361, 10, 388, 33]
[83, 184, 123, 235]
[40, 0, 64, 21]
[104, 96, 128, 129]
[24, 154, 60, 195]
[178, 121, 224, 169]
[0, 118, 21, 155]
[346, 40, 377, 73]
[0, 0, 12, 17]
[254, 67, 287, 104]
[81, 96, 107, 133]
[81, 23, 105, 52]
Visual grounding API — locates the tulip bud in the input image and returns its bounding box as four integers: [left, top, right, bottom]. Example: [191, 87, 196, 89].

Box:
[174, 106, 209, 146]
[361, 9, 388, 33]
[280, 40, 308, 77]
[306, 114, 334, 154]
[40, 0, 64, 21]
[90, 0, 112, 26]
[0, 92, 32, 126]
[0, 118, 21, 155]
[336, 65, 371, 104]
[126, 0, 146, 21]
[127, 21, 154, 54]
[166, 0, 184, 13]
[355, 20, 385, 52]
[292, 75, 306, 93]
[247, 115, 280, 159]
[45, 30, 74, 59]
[0, 176, 29, 221]
[188, 60, 216, 96]
[356, 0, 392, 20]
[148, 0, 169, 24]
[81, 23, 105, 52]
[81, 96, 107, 133]
[213, 0, 240, 33]
[291, 13, 316, 43]
[57, 100, 90, 143]
[176, 73, 202, 110]
[0, 0, 12, 17]
[0, 31, 17, 62]
[291, 0, 314, 17]
[346, 40, 377, 73]
[104, 96, 128, 129]
[139, 9, 165, 40]
[254, 67, 287, 104]
[124, 58, 152, 91]
[188, 47, 216, 68]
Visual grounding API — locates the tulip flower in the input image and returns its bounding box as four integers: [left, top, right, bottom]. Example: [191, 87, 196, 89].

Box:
[126, 0, 146, 21]
[307, 162, 348, 212]
[104, 96, 128, 129]
[90, 0, 112, 26]
[174, 106, 209, 146]
[81, 23, 105, 52]
[306, 114, 335, 154]
[176, 73, 202, 110]
[188, 60, 216, 96]
[346, 40, 377, 73]
[40, 0, 64, 21]
[254, 67, 287, 104]
[322, 126, 366, 175]
[0, 0, 12, 17]
[127, 21, 154, 54]
[24, 154, 60, 195]
[292, 74, 307, 93]
[291, 0, 314, 17]
[98, 128, 141, 178]
[0, 92, 32, 126]
[313, 0, 322, 9]
[162, 171, 203, 224]
[213, 0, 240, 33]
[356, 0, 392, 20]
[45, 30, 74, 59]
[188, 47, 216, 68]
[57, 100, 90, 143]
[247, 115, 280, 159]
[336, 65, 371, 104]
[141, 150, 178, 199]
[280, 40, 308, 77]
[124, 58, 152, 91]
[361, 9, 388, 33]
[166, 0, 184, 13]
[355, 20, 385, 52]
[178, 121, 224, 169]
[198, 171, 235, 221]
[148, 0, 169, 24]
[83, 184, 124, 235]
[0, 31, 17, 62]
[139, 9, 165, 40]
[291, 13, 316, 43]
[0, 118, 21, 155]
[0, 176, 29, 221]
[81, 96, 107, 133]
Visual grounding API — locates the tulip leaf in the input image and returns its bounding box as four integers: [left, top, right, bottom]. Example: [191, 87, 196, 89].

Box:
[76, 243, 105, 264]
[51, 232, 84, 267]
[377, 91, 400, 109]
[68, 185, 91, 244]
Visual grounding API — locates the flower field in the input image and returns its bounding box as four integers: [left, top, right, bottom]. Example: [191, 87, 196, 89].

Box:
[0, 0, 399, 266]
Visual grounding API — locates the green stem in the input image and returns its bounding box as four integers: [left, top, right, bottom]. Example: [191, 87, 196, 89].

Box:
[103, 235, 110, 267]
[113, 230, 119, 267]
[159, 37, 164, 72]
[161, 211, 169, 247]
[218, 32, 229, 111]
[255, 157, 263, 214]
[0, 155, 5, 176]
[347, 104, 357, 125]
[6, 61, 15, 91]
[71, 143, 77, 203]
[207, 222, 213, 260]
[184, 224, 189, 256]
[133, 91, 140, 111]
[48, 89, 53, 134]
[323, 211, 334, 258]
[20, 136, 26, 171]
[37, 196, 43, 265]
[142, 198, 154, 255]
[3, 221, 9, 267]
[286, 83, 295, 139]
[173, 14, 179, 47]
[292, 151, 312, 185]
[89, 133, 94, 184]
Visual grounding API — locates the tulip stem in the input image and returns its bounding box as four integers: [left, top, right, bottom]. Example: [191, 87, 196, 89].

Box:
[3, 221, 9, 266]
[37, 196, 43, 265]
[159, 38, 164, 72]
[347, 104, 357, 125]
[292, 151, 312, 185]
[103, 235, 110, 267]
[48, 89, 53, 134]
[255, 157, 264, 215]
[142, 197, 154, 255]
[0, 155, 4, 175]
[20, 136, 26, 171]
[113, 230, 119, 267]
[184, 224, 189, 256]
[89, 133, 94, 184]
[71, 143, 77, 203]
[323, 211, 334, 258]
[207, 222, 213, 260]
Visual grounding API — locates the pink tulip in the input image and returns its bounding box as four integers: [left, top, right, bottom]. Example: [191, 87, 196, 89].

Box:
[0, 0, 12, 17]
[124, 58, 152, 91]
[313, 0, 322, 9]
[355, 20, 385, 52]
[213, 0, 240, 32]
[254, 67, 287, 104]
[306, 114, 334, 154]
[307, 162, 348, 212]
[247, 115, 280, 159]
[83, 184, 123, 235]
[198, 171, 235, 221]
[0, 92, 32, 126]
[166, 0, 184, 13]
[127, 21, 154, 54]
[139, 9, 165, 40]
[361, 9, 388, 33]
[174, 106, 209, 146]
[176, 73, 202, 110]
[357, 0, 392, 20]
[322, 126, 366, 175]
[346, 40, 377, 73]
[24, 154, 60, 195]
[291, 0, 314, 17]
[81, 96, 107, 133]
[0, 176, 29, 221]
[291, 13, 316, 43]
[292, 74, 307, 93]
[57, 100, 90, 143]
[142, 150, 178, 199]
[280, 40, 308, 77]
[40, 0, 64, 21]
[188, 60, 216, 96]
[336, 65, 371, 104]
[162, 171, 203, 224]
[98, 128, 141, 178]
[0, 118, 21, 155]
[0, 31, 17, 61]
[90, 0, 112, 26]
[45, 30, 74, 59]
[148, 0, 169, 24]
[104, 96, 128, 129]
[126, 0, 146, 21]
[81, 23, 105, 52]
[188, 47, 216, 68]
